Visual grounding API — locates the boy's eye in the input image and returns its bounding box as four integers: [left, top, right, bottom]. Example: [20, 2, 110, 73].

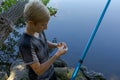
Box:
[41, 24, 47, 27]
[41, 24, 45, 26]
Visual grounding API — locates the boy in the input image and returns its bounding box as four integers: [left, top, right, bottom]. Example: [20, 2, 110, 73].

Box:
[18, 0, 68, 80]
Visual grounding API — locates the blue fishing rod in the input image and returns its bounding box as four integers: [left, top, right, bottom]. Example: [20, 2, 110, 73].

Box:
[71, 0, 111, 80]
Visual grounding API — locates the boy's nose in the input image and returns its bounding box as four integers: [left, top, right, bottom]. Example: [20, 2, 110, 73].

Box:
[43, 25, 47, 30]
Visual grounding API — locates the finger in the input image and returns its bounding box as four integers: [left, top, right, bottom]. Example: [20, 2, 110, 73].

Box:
[64, 47, 68, 51]
[58, 42, 62, 46]
[59, 45, 64, 50]
[62, 42, 67, 47]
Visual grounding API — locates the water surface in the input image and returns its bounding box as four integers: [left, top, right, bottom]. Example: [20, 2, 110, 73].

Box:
[46, 0, 120, 79]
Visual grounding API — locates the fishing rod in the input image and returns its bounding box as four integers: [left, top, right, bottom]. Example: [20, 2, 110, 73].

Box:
[71, 0, 111, 80]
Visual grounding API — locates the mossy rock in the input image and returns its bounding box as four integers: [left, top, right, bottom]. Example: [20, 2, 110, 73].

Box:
[0, 71, 8, 80]
[55, 67, 87, 80]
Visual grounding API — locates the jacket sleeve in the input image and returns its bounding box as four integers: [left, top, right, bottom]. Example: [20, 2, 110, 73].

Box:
[19, 43, 39, 65]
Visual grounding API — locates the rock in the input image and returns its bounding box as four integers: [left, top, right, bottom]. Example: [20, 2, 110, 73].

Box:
[80, 66, 106, 80]
[7, 59, 106, 80]
[55, 67, 68, 80]
[0, 71, 8, 80]
[53, 58, 67, 67]
[66, 67, 88, 80]
[55, 66, 106, 80]
[7, 58, 67, 80]
[7, 59, 29, 80]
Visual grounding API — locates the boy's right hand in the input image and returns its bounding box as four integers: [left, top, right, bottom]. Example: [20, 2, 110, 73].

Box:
[55, 45, 68, 57]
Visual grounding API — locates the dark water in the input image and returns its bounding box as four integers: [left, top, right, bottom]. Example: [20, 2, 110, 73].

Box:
[46, 0, 120, 80]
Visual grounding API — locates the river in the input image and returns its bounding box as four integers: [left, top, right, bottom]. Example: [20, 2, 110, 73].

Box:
[46, 0, 120, 80]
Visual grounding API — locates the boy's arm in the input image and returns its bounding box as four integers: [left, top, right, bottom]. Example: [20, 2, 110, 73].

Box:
[29, 54, 58, 75]
[47, 40, 67, 49]
[29, 45, 68, 76]
[47, 40, 57, 49]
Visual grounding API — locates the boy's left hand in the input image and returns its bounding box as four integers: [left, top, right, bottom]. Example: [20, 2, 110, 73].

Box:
[57, 42, 67, 49]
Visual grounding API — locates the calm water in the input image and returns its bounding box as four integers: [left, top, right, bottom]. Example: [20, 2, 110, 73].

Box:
[45, 0, 120, 80]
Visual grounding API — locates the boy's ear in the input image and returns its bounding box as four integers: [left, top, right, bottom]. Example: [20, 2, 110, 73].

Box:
[28, 21, 34, 25]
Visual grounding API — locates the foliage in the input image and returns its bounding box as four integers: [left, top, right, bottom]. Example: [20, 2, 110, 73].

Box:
[0, 0, 57, 16]
[42, 0, 50, 6]
[0, 0, 57, 26]
[0, 25, 24, 73]
[0, 27, 22, 63]
[0, 0, 17, 12]
[41, 0, 57, 16]
[48, 7, 57, 16]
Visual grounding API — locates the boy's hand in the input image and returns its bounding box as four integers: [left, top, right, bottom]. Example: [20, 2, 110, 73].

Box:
[57, 42, 67, 49]
[55, 43, 68, 57]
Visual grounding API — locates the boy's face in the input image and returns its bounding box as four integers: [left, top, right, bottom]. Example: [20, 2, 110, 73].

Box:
[32, 21, 49, 33]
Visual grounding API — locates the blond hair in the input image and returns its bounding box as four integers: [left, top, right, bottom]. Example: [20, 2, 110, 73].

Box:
[23, 0, 50, 22]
